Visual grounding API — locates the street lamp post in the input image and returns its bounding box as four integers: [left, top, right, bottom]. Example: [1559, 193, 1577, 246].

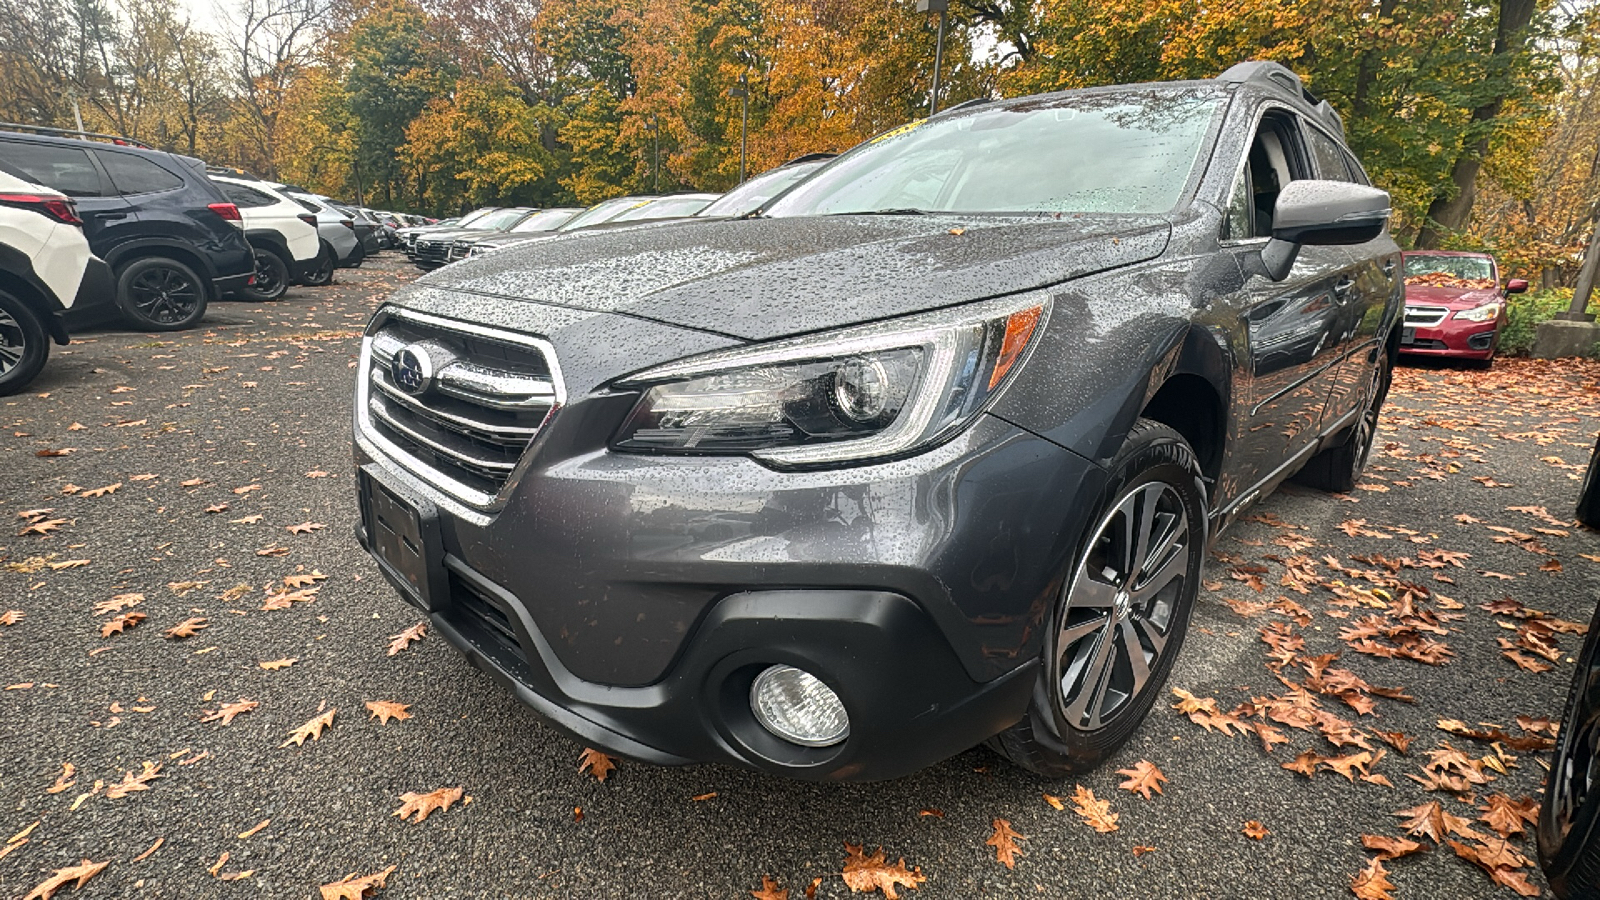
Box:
[917, 0, 949, 115]
[729, 74, 749, 184]
[646, 117, 660, 192]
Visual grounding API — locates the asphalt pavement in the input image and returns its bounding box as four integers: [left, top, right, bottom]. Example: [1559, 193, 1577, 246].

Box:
[2, 253, 1597, 899]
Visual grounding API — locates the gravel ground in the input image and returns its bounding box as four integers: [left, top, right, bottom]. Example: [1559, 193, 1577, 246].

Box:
[1, 254, 1597, 899]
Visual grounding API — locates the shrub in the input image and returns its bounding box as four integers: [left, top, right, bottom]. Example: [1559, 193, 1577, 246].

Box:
[1500, 287, 1597, 356]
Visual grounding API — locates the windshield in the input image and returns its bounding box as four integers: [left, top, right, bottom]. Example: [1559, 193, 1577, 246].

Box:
[699, 163, 825, 217]
[469, 208, 531, 231]
[766, 91, 1221, 217]
[562, 197, 656, 231]
[612, 195, 716, 222]
[1404, 255, 1495, 284]
[456, 208, 498, 227]
[511, 209, 579, 232]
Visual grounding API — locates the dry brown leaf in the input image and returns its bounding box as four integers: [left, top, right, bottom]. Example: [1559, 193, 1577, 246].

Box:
[92, 593, 142, 615]
[287, 521, 326, 535]
[1070, 785, 1119, 833]
[1042, 793, 1065, 811]
[386, 622, 426, 656]
[840, 843, 926, 898]
[229, 514, 263, 524]
[1115, 760, 1168, 800]
[985, 818, 1025, 868]
[80, 483, 121, 498]
[1131, 845, 1157, 856]
[201, 699, 259, 726]
[282, 709, 336, 747]
[105, 761, 162, 799]
[19, 518, 66, 536]
[393, 786, 464, 823]
[163, 617, 207, 639]
[131, 837, 162, 862]
[578, 747, 618, 782]
[319, 865, 397, 900]
[22, 858, 108, 900]
[259, 658, 296, 670]
[46, 763, 75, 794]
[238, 819, 270, 839]
[99, 612, 146, 637]
[1361, 834, 1426, 860]
[0, 609, 22, 626]
[1350, 857, 1396, 900]
[1478, 794, 1540, 837]
[751, 876, 789, 900]
[365, 700, 412, 725]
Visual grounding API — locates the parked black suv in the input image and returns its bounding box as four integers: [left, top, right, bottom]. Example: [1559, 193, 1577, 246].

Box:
[352, 62, 1402, 781]
[0, 125, 254, 331]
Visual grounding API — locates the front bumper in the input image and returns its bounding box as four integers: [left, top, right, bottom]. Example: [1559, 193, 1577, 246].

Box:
[1399, 312, 1501, 359]
[55, 256, 117, 337]
[354, 412, 1102, 780]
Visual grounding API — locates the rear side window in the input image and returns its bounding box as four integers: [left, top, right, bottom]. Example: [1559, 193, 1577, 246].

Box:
[219, 183, 280, 208]
[0, 141, 106, 197]
[291, 196, 322, 213]
[98, 151, 185, 194]
[1305, 127, 1353, 183]
[1342, 150, 1371, 185]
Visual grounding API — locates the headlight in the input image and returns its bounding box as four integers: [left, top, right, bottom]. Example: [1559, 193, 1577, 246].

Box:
[1454, 302, 1503, 322]
[612, 295, 1049, 466]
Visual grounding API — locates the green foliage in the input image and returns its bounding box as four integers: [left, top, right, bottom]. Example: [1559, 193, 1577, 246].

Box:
[1499, 288, 1595, 356]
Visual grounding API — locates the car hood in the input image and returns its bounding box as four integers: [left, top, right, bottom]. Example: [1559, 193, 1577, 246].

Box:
[1403, 284, 1502, 308]
[414, 213, 1171, 341]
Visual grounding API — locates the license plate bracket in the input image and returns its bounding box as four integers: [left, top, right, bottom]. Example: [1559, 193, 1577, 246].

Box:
[359, 466, 446, 611]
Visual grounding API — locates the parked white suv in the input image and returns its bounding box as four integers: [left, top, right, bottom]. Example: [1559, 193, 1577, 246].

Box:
[0, 164, 113, 394]
[210, 174, 319, 301]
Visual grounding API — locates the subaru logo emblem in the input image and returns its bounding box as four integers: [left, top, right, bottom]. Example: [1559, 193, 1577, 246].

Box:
[391, 344, 433, 395]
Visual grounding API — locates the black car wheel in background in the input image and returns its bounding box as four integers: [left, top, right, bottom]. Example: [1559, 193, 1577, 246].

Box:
[238, 248, 289, 301]
[115, 257, 207, 331]
[0, 288, 49, 395]
[301, 246, 336, 286]
[1539, 599, 1600, 899]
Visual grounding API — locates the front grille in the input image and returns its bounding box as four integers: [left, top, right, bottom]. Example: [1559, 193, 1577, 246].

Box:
[359, 309, 564, 506]
[448, 240, 473, 261]
[415, 240, 450, 266]
[1404, 338, 1448, 350]
[1404, 305, 1449, 327]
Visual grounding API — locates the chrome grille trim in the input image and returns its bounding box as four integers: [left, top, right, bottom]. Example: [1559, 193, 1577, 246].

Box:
[1404, 305, 1448, 327]
[357, 308, 567, 509]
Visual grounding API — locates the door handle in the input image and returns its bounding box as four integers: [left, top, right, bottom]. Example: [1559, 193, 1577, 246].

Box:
[91, 211, 128, 220]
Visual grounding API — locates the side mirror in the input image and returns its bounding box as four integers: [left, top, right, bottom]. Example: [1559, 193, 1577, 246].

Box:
[1505, 278, 1529, 294]
[1254, 180, 1393, 282]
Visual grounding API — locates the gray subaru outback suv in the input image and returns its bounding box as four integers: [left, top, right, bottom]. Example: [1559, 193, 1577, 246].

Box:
[352, 61, 1402, 781]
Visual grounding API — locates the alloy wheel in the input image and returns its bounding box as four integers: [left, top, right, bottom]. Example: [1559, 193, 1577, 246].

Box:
[0, 306, 24, 376]
[127, 265, 201, 326]
[1547, 698, 1600, 849]
[252, 251, 285, 295]
[1055, 481, 1190, 731]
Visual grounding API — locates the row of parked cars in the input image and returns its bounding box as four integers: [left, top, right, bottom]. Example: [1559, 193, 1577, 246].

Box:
[0, 122, 431, 396]
[396, 154, 836, 271]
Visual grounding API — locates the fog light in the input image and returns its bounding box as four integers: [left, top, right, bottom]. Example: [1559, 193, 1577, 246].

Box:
[750, 665, 849, 747]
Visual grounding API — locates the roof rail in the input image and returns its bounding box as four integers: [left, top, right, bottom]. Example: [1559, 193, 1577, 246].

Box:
[0, 121, 153, 149]
[934, 96, 993, 117]
[1216, 61, 1344, 137]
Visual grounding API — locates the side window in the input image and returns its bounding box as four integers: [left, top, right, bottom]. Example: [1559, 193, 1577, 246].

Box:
[0, 141, 106, 197]
[97, 151, 184, 194]
[219, 184, 277, 208]
[1341, 150, 1371, 185]
[1225, 110, 1311, 239]
[1305, 127, 1352, 183]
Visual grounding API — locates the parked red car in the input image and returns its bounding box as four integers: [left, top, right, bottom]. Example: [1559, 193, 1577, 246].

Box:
[1399, 250, 1528, 366]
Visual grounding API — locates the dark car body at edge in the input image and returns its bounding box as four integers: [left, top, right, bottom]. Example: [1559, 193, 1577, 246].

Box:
[352, 63, 1404, 781]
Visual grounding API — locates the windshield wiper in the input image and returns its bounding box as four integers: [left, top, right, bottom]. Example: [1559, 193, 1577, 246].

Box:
[829, 208, 930, 216]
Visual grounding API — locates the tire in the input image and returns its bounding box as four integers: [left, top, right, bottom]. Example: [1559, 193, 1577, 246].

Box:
[300, 245, 335, 286]
[115, 257, 208, 331]
[1538, 616, 1600, 899]
[990, 418, 1208, 777]
[237, 248, 289, 301]
[0, 289, 50, 396]
[1294, 353, 1392, 493]
[1577, 433, 1600, 530]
